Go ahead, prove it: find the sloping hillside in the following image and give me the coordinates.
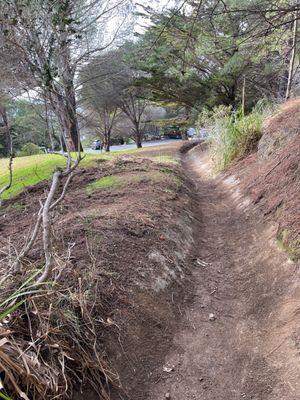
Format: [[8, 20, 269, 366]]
[[0, 144, 195, 400]]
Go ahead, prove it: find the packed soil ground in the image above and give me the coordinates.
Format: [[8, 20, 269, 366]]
[[143, 145, 300, 400]]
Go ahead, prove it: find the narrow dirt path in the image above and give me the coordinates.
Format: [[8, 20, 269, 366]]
[[146, 147, 300, 400]]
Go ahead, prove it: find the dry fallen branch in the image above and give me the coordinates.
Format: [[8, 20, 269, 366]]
[[13, 155, 80, 272]]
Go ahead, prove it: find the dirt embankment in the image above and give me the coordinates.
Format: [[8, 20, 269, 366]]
[[0, 146, 195, 400], [144, 144, 300, 400], [1, 122, 298, 400], [226, 99, 300, 260]]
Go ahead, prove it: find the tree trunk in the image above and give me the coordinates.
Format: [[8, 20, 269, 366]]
[[70, 116, 82, 151], [105, 142, 110, 152], [228, 82, 237, 107], [241, 75, 246, 115], [0, 105, 13, 205], [134, 124, 143, 148], [65, 85, 82, 152], [182, 130, 188, 140], [0, 105, 11, 157], [104, 130, 111, 152], [49, 63, 82, 152], [44, 99, 55, 151], [48, 91, 78, 152], [286, 11, 298, 100], [136, 136, 142, 148]]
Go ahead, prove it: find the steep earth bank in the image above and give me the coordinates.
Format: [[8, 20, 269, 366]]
[[228, 99, 300, 260]]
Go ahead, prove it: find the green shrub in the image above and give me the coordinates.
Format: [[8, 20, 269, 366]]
[[198, 102, 270, 170], [18, 143, 43, 157], [277, 229, 300, 262]]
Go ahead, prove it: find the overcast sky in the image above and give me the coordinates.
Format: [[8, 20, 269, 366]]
[[133, 0, 178, 33]]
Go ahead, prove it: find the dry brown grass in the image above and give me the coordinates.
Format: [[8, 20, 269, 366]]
[[0, 276, 118, 399]]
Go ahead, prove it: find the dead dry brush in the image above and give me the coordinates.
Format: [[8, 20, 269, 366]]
[[0, 216, 119, 399], [0, 273, 118, 399], [0, 150, 119, 399]]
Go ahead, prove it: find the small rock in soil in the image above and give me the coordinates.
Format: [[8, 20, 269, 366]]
[[165, 392, 171, 399], [163, 366, 174, 373], [209, 313, 216, 321], [196, 258, 208, 267]]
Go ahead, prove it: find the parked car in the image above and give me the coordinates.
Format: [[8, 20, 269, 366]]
[[166, 131, 182, 139], [199, 128, 209, 139], [187, 127, 196, 138], [91, 140, 102, 150]]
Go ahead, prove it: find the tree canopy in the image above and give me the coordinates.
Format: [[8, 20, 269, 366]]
[[0, 0, 299, 153]]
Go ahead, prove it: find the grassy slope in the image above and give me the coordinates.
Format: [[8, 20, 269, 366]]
[[0, 153, 103, 200], [0, 146, 178, 200]]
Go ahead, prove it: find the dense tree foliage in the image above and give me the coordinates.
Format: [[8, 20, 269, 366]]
[[125, 0, 293, 113], [0, 0, 299, 154]]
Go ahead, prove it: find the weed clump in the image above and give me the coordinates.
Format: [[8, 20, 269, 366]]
[[86, 175, 123, 193], [0, 270, 118, 400], [198, 102, 270, 170], [277, 229, 300, 261], [18, 143, 43, 157]]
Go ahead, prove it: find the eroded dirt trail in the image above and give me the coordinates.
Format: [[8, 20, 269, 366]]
[[146, 147, 300, 400]]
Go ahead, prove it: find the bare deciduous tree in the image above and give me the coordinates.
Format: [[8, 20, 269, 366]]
[[119, 90, 147, 148], [0, 0, 130, 151], [80, 52, 122, 151], [80, 49, 148, 148]]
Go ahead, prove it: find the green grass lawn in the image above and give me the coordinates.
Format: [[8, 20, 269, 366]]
[[0, 146, 178, 200], [0, 153, 110, 200]]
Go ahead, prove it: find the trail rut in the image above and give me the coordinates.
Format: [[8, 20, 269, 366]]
[[146, 147, 300, 400]]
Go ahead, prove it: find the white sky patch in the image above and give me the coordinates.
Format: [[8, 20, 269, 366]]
[[133, 0, 178, 33], [19, 0, 179, 101]]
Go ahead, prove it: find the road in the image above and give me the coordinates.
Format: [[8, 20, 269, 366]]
[[84, 139, 181, 153]]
